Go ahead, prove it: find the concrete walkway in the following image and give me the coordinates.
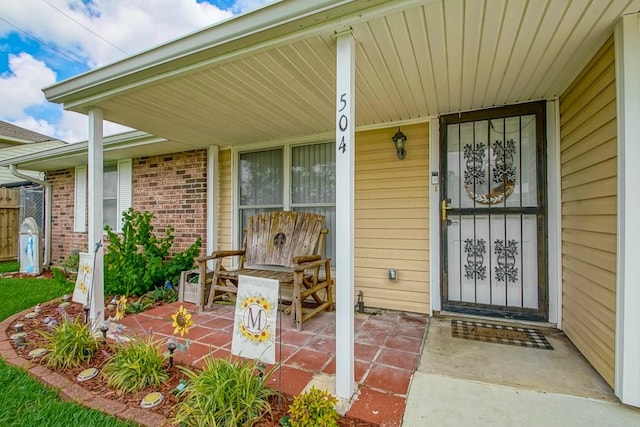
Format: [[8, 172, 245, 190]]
[[404, 373, 640, 426], [403, 316, 640, 426]]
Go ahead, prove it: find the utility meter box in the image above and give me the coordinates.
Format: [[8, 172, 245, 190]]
[[19, 217, 41, 275]]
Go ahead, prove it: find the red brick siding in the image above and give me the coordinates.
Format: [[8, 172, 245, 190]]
[[47, 169, 88, 263], [132, 151, 207, 255], [46, 150, 208, 264]]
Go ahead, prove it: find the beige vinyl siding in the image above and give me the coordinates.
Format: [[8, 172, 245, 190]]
[[217, 149, 233, 253], [559, 36, 616, 387], [354, 123, 430, 314]]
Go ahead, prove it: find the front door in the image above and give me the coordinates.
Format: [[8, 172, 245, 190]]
[[440, 102, 547, 321]]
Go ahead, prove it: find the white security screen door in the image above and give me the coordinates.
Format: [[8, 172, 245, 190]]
[[440, 102, 548, 321]]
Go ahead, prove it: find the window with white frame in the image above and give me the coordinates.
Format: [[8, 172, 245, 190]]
[[238, 142, 336, 264], [74, 159, 132, 233]]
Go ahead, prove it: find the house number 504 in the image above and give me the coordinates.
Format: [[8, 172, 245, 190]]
[[337, 93, 348, 153]]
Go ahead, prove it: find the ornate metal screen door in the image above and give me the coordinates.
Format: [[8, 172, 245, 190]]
[[440, 102, 547, 321]]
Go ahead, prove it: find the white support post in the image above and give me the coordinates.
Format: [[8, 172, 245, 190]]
[[88, 108, 105, 325], [615, 12, 640, 407], [335, 31, 355, 401], [207, 146, 219, 270]]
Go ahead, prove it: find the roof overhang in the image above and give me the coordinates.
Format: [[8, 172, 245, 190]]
[[38, 0, 640, 154], [0, 131, 191, 171]]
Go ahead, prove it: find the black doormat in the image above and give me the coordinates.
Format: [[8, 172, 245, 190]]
[[451, 319, 553, 350]]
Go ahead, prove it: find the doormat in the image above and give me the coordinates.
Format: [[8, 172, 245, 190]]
[[451, 319, 553, 350]]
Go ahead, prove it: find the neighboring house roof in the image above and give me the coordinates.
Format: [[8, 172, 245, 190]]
[[40, 0, 640, 150], [0, 120, 57, 145], [0, 140, 66, 186], [0, 130, 173, 172]]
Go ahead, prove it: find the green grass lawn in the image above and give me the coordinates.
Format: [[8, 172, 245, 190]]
[[0, 261, 137, 427]]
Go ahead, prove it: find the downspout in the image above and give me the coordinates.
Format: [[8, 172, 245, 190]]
[[8, 165, 51, 266]]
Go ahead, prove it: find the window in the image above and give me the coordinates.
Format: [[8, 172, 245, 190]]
[[238, 142, 336, 263], [74, 159, 132, 233]]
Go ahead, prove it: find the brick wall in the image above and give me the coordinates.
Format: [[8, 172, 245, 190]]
[[48, 169, 88, 263], [132, 150, 207, 255], [46, 149, 208, 264]]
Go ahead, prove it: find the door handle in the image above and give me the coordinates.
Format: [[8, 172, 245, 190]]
[[441, 200, 452, 222]]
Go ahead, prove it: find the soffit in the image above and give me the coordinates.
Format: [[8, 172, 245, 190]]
[[54, 0, 640, 149]]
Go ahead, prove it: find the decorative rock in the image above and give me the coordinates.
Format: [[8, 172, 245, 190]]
[[24, 312, 38, 319], [140, 392, 163, 409], [10, 332, 27, 341], [28, 348, 47, 358], [77, 367, 99, 382], [14, 323, 23, 332], [58, 302, 70, 308], [43, 316, 54, 324]]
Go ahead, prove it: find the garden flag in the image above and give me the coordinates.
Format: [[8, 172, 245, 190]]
[[231, 275, 278, 364], [72, 252, 94, 305]]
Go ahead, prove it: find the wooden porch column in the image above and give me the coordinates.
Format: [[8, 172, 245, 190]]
[[335, 31, 355, 400], [88, 108, 105, 325], [615, 12, 640, 408]]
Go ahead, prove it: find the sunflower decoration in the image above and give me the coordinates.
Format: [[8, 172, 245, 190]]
[[240, 296, 271, 312], [239, 322, 271, 343], [114, 296, 127, 321], [78, 264, 91, 294], [171, 305, 194, 337]]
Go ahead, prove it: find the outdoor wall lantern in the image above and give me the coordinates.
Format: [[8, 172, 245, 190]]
[[392, 127, 408, 160]]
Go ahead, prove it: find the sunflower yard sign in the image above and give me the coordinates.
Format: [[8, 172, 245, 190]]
[[72, 252, 94, 305], [231, 275, 278, 364]]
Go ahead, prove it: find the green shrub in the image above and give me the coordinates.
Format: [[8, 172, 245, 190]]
[[39, 317, 99, 371], [51, 251, 81, 289], [104, 208, 201, 296], [101, 336, 168, 393], [287, 387, 339, 427], [173, 357, 277, 427]]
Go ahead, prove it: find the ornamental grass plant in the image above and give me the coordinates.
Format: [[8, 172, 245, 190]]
[[101, 335, 169, 393], [39, 317, 100, 370], [173, 356, 278, 427]]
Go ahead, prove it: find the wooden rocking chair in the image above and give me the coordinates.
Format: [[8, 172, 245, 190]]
[[195, 211, 333, 331]]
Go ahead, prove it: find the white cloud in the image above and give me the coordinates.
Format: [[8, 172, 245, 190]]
[[0, 0, 274, 140], [54, 111, 133, 143], [0, 53, 56, 119]]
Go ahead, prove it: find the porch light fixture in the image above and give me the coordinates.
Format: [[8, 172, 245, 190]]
[[392, 127, 408, 160]]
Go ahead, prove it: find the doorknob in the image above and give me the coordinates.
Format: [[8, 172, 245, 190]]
[[441, 199, 452, 221]]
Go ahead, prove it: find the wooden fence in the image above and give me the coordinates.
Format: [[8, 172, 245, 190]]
[[0, 188, 20, 261]]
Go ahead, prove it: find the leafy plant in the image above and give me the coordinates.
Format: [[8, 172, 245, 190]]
[[51, 251, 81, 289], [173, 356, 278, 427], [101, 336, 168, 393], [287, 387, 339, 427], [39, 317, 100, 371], [104, 208, 201, 296]]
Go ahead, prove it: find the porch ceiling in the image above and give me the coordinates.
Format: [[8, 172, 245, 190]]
[[49, 0, 640, 149]]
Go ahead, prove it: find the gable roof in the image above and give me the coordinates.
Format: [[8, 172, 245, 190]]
[[0, 121, 57, 145]]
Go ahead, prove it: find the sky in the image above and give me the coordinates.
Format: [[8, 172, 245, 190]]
[[0, 0, 274, 143]]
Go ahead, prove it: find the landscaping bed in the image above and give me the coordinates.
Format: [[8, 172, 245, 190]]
[[6, 298, 377, 426]]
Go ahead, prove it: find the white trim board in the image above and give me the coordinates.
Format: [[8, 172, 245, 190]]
[[615, 12, 640, 408]]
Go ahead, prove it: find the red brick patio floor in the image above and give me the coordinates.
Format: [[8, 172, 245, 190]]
[[121, 301, 428, 426]]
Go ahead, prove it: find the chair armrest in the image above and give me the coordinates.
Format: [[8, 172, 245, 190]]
[[292, 255, 321, 264], [197, 250, 246, 263], [293, 257, 331, 272]]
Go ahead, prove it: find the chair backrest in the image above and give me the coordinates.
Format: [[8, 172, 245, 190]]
[[244, 211, 325, 268]]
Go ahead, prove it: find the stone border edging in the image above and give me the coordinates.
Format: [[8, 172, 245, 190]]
[[0, 303, 172, 427]]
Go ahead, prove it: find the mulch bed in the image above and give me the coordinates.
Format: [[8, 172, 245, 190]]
[[7, 297, 376, 426]]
